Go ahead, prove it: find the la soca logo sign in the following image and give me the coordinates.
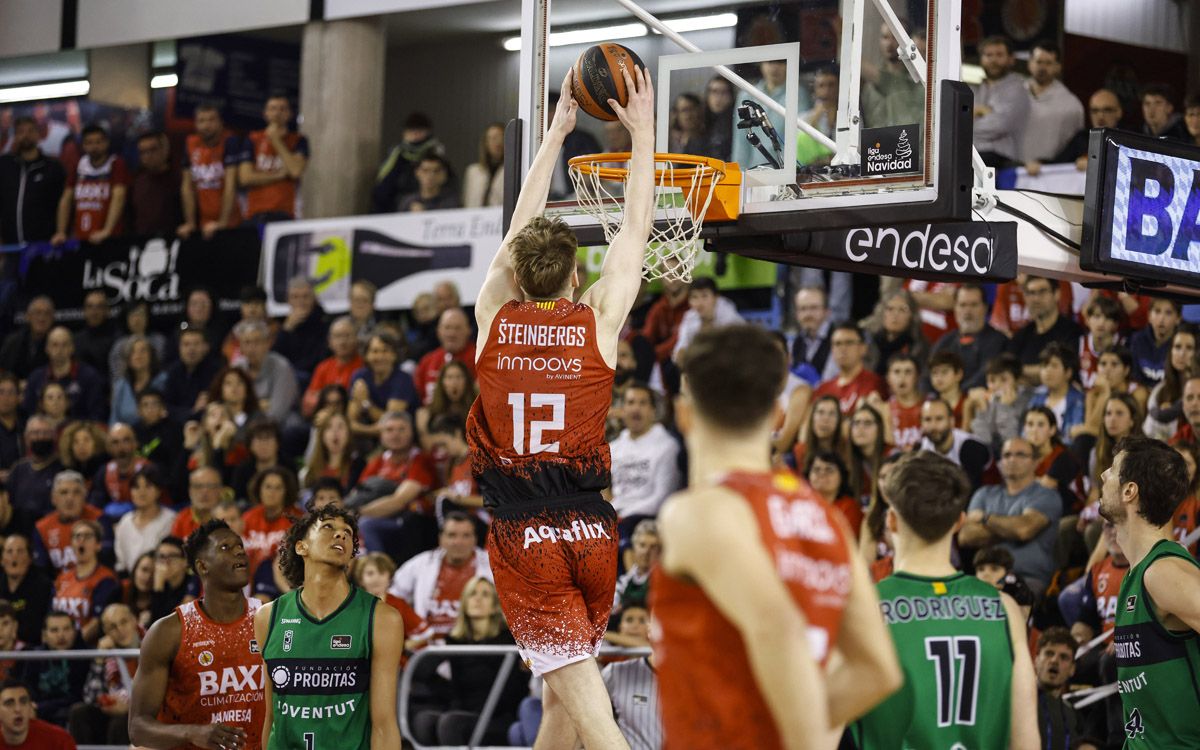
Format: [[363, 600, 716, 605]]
[[82, 238, 182, 303]]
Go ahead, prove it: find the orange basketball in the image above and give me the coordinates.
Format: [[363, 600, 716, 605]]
[[570, 43, 646, 121]]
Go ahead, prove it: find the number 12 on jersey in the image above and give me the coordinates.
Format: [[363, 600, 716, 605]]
[[507, 393, 565, 454], [925, 636, 980, 728]]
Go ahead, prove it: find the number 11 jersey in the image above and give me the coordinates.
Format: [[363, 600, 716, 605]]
[[851, 572, 1013, 750], [466, 298, 613, 508]]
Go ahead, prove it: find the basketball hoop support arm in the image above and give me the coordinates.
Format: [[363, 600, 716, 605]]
[[608, 0, 838, 155]]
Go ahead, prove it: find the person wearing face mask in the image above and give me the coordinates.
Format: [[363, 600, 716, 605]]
[[6, 416, 64, 533]]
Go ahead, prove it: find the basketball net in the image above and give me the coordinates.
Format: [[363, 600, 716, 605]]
[[569, 153, 726, 283]]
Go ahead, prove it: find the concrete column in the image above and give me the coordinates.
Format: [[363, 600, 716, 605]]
[[300, 18, 386, 219], [89, 44, 151, 109]]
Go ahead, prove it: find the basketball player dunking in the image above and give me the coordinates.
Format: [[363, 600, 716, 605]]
[[464, 67, 654, 749], [651, 326, 902, 750], [129, 520, 264, 750]]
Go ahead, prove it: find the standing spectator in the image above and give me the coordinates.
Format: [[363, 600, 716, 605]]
[[22, 327, 105, 422], [413, 309, 476, 406], [0, 296, 53, 381], [0, 535, 52, 646], [302, 317, 363, 419], [609, 383, 681, 539], [161, 327, 224, 421], [127, 131, 182, 235], [34, 471, 104, 574], [1140, 82, 1188, 140], [235, 92, 308, 222], [864, 289, 929, 377], [67, 603, 139, 746], [930, 284, 1009, 390], [918, 398, 991, 489], [87, 423, 148, 520], [0, 116, 66, 245], [241, 467, 301, 576], [18, 613, 87, 728], [7, 416, 64, 530], [52, 124, 128, 244], [112, 466, 175, 574], [972, 36, 1031, 167], [1031, 88, 1123, 174], [462, 123, 504, 208], [0, 374, 21, 484], [640, 276, 690, 364], [701, 75, 734, 160], [1019, 41, 1084, 163], [177, 104, 240, 239], [667, 94, 705, 154], [671, 278, 744, 361], [371, 112, 446, 213], [961, 436, 1063, 594], [1032, 628, 1099, 750], [73, 291, 115, 382], [861, 22, 924, 128], [791, 286, 837, 382], [796, 67, 838, 166], [602, 652, 661, 750], [1005, 277, 1084, 383], [399, 155, 459, 212], [1130, 298, 1181, 386], [271, 276, 328, 384], [233, 319, 297, 422], [813, 323, 886, 415], [51, 519, 118, 643]]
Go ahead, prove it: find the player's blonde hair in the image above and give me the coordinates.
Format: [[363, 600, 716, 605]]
[[508, 216, 577, 299]]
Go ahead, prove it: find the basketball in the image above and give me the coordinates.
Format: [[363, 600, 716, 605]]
[[570, 42, 646, 121]]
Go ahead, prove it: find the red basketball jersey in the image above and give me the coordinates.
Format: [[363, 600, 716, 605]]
[[241, 130, 307, 218], [52, 563, 118, 631], [36, 505, 104, 571], [70, 154, 128, 239], [465, 299, 614, 507], [183, 133, 242, 225], [240, 505, 300, 576], [888, 397, 923, 450], [651, 470, 852, 750], [158, 598, 264, 750]]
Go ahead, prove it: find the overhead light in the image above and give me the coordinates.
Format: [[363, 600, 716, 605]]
[[0, 80, 89, 104], [660, 13, 738, 34], [151, 73, 178, 89]]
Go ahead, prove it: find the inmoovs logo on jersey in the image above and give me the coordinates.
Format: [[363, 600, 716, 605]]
[[861, 124, 922, 176]]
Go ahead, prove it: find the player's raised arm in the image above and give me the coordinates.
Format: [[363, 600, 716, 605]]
[[658, 489, 829, 750], [579, 64, 655, 345], [1002, 593, 1041, 750], [476, 71, 579, 325], [368, 603, 404, 749]]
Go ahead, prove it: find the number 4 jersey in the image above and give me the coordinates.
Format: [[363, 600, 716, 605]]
[[851, 572, 1013, 750], [466, 298, 614, 508]]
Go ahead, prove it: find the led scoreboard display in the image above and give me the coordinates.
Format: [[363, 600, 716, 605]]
[[1082, 129, 1200, 290]]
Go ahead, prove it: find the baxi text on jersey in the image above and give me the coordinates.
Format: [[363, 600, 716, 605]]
[[200, 665, 264, 696], [496, 321, 588, 348]]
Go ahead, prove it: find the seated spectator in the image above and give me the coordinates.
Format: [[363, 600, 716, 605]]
[[207, 366, 260, 431], [251, 548, 292, 605], [1129, 298, 1180, 386], [108, 301, 168, 383], [1143, 325, 1195, 440], [182, 402, 241, 483], [113, 466, 175, 575], [132, 389, 182, 481], [929, 285, 1007, 390], [2, 678, 76, 747], [301, 317, 363, 419], [603, 603, 651, 655], [221, 285, 276, 364], [22, 327, 106, 422], [213, 498, 245, 538], [35, 471, 104, 574], [1172, 442, 1200, 555], [348, 280, 379, 346], [672, 278, 743, 361], [846, 403, 888, 506], [602, 634, 661, 750], [1140, 82, 1188, 140], [18, 612, 87, 728], [230, 418, 292, 501], [1004, 277, 1083, 383], [350, 330, 419, 439], [425, 414, 482, 514], [161, 326, 225, 421], [166, 287, 225, 363], [351, 552, 424, 631], [242, 467, 302, 576], [1067, 521, 1127, 657], [413, 309, 476, 407], [67, 602, 139, 745], [0, 602, 24, 681], [0, 374, 21, 484], [73, 290, 115, 381], [614, 520, 658, 612], [609, 384, 681, 541], [961, 436, 1062, 595], [813, 323, 886, 415], [791, 394, 847, 470], [1028, 342, 1086, 444], [372, 112, 447, 213], [416, 361, 478, 446], [36, 381, 70, 434], [1081, 345, 1148, 440], [301, 412, 363, 493], [972, 544, 1015, 589], [918, 398, 991, 489], [927, 351, 967, 428], [399, 154, 459, 212], [412, 578, 526, 747], [387, 512, 492, 644], [0, 296, 53, 380], [0, 535, 51, 646], [169, 467, 223, 540], [272, 277, 328, 383], [1033, 628, 1099, 750], [878, 353, 922, 450], [1023, 406, 1083, 518], [8, 416, 65, 530], [308, 476, 345, 511], [864, 289, 929, 377], [1077, 295, 1122, 390], [233, 319, 297, 423], [406, 292, 441, 361], [88, 423, 148, 520], [804, 450, 864, 533], [904, 278, 957, 346], [122, 552, 156, 628], [147, 537, 190, 622], [52, 519, 118, 644], [641, 275, 690, 364], [110, 335, 166, 426], [968, 353, 1032, 455]]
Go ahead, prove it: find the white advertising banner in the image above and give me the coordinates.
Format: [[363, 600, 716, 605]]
[[261, 207, 503, 317], [1012, 162, 1088, 196]]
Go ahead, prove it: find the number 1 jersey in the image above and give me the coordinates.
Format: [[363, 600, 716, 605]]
[[466, 298, 613, 508]]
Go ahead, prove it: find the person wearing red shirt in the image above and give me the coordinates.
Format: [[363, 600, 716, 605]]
[[35, 470, 104, 573], [302, 317, 364, 418], [814, 322, 886, 415], [52, 124, 128, 244], [241, 467, 302, 575], [413, 308, 476, 406], [905, 279, 957, 343], [425, 414, 486, 523], [236, 93, 309, 221], [178, 104, 241, 239], [52, 519, 119, 644], [880, 353, 923, 450], [0, 680, 76, 750], [358, 412, 438, 561], [639, 276, 690, 363], [804, 450, 866, 535], [168, 467, 223, 541]]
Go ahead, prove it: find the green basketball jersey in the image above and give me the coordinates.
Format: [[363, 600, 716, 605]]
[[852, 572, 1013, 750], [263, 586, 376, 750], [1113, 539, 1200, 750]]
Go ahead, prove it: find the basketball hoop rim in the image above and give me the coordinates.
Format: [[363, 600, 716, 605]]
[[568, 152, 727, 186]]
